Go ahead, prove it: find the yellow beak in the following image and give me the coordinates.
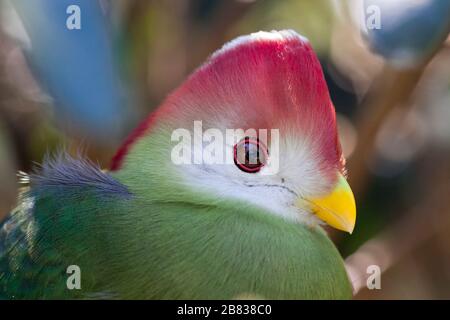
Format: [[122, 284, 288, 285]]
[[297, 174, 357, 234]]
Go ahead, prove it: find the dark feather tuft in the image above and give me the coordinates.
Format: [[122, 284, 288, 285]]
[[30, 152, 132, 199]]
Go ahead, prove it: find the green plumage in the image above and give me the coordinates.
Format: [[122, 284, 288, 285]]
[[0, 127, 352, 299]]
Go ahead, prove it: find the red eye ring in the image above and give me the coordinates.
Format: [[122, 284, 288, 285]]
[[233, 137, 269, 173]]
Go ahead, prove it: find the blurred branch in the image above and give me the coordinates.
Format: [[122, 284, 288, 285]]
[[343, 37, 450, 296], [347, 63, 429, 197], [346, 40, 449, 198], [346, 150, 450, 295], [0, 103, 30, 171], [0, 33, 33, 171]]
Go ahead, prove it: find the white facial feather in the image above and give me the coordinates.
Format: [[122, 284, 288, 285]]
[[169, 30, 332, 227], [174, 128, 332, 227]]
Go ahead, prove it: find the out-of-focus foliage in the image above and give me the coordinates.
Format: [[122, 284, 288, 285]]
[[0, 121, 16, 214], [361, 0, 450, 68], [3, 0, 133, 142]]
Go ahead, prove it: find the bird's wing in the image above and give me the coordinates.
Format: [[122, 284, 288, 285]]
[[0, 154, 132, 299]]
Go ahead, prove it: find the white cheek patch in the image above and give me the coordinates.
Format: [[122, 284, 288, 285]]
[[172, 127, 332, 226], [275, 133, 332, 196]]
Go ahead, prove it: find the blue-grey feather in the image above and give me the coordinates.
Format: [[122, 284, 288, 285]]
[[30, 152, 131, 199]]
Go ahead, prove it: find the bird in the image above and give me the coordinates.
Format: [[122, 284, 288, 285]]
[[0, 30, 356, 299]]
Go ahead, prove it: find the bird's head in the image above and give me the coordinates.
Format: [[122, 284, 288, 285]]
[[112, 30, 356, 234]]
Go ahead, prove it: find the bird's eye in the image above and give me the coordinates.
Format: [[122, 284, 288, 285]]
[[233, 137, 268, 173]]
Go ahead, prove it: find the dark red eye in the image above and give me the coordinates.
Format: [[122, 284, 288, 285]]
[[233, 137, 268, 173]]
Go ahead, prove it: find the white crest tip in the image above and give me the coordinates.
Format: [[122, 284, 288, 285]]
[[211, 30, 309, 59]]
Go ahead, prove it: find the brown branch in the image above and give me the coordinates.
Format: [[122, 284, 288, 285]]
[[346, 63, 428, 197], [346, 151, 450, 296], [343, 42, 450, 296]]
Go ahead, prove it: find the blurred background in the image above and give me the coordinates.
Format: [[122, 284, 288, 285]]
[[0, 0, 449, 299]]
